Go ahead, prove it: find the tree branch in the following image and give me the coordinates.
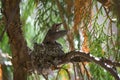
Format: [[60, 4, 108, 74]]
[[60, 51, 120, 80], [2, 0, 30, 80]]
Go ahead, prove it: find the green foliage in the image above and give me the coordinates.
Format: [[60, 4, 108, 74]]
[[20, 0, 35, 22], [0, 18, 11, 54], [34, 0, 63, 43], [90, 63, 114, 80], [0, 33, 11, 54]]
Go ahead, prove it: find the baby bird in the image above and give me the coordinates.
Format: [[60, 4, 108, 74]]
[[43, 23, 67, 44]]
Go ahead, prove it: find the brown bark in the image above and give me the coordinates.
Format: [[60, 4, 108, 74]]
[[0, 65, 2, 80], [2, 0, 29, 80]]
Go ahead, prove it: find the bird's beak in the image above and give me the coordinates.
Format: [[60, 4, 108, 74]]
[[56, 23, 62, 26], [55, 23, 62, 31]]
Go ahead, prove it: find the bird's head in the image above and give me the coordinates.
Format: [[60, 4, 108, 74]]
[[51, 23, 62, 32]]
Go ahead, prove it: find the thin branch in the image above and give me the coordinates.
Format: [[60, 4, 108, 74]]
[[77, 64, 84, 80], [81, 62, 91, 80], [61, 68, 71, 80], [73, 63, 77, 80], [55, 0, 74, 50], [103, 7, 114, 22]]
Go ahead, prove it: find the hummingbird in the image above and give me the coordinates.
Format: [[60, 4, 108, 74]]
[[43, 23, 67, 44], [31, 23, 67, 76]]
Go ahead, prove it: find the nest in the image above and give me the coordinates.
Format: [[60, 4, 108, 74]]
[[30, 42, 65, 75]]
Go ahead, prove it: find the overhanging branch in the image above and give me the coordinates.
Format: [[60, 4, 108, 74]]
[[60, 51, 120, 80]]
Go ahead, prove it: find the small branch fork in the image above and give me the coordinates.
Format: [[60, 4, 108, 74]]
[[59, 51, 120, 80]]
